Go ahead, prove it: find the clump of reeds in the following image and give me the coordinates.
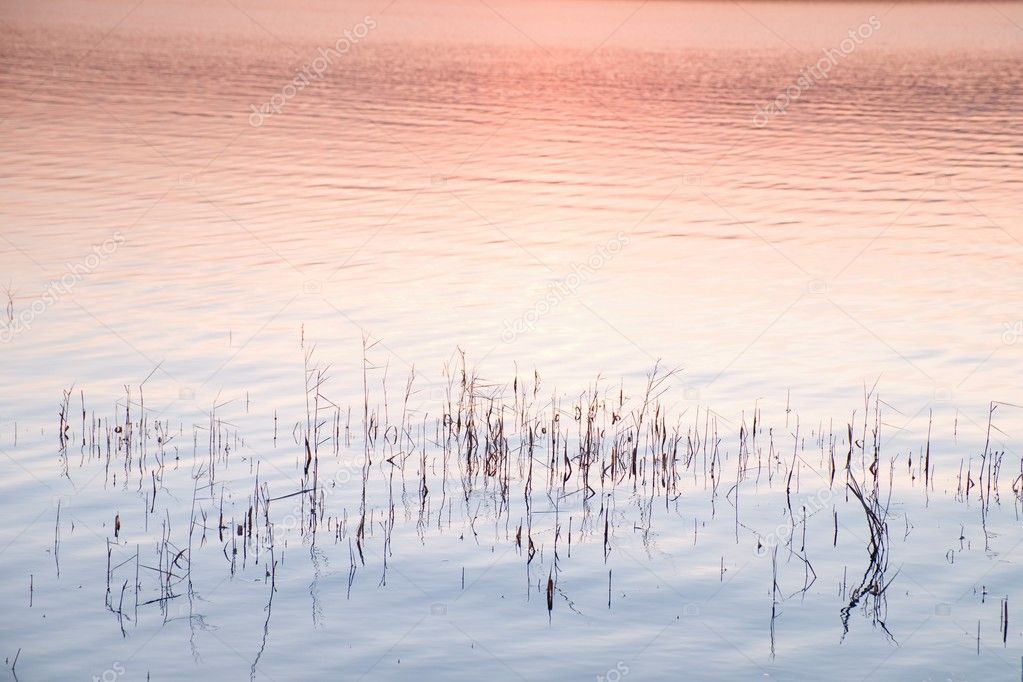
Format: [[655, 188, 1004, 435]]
[[39, 336, 1023, 643]]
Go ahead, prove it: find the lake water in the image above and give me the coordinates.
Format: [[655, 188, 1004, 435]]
[[1, 0, 1022, 679]]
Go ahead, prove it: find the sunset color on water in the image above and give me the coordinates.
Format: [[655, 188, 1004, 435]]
[[1, 1, 1021, 679]]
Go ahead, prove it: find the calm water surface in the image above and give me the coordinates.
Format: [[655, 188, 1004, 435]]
[[1, 0, 1022, 679]]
